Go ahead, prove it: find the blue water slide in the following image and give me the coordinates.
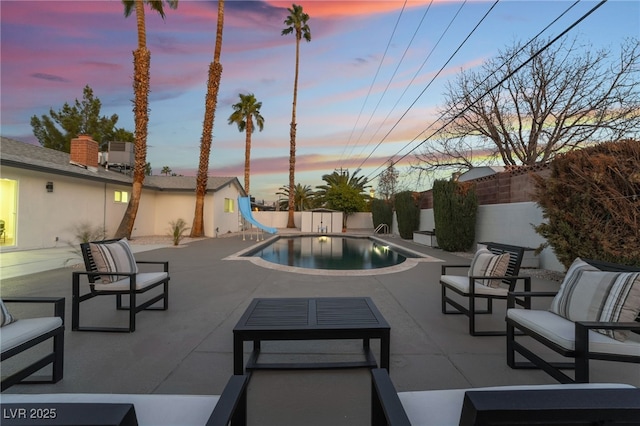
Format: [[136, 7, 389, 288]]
[[238, 196, 277, 234]]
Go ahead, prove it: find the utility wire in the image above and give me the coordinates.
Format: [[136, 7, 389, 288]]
[[342, 0, 436, 164], [355, 0, 465, 162], [365, 0, 608, 183], [365, 0, 582, 180], [338, 0, 408, 162], [356, 0, 500, 172]]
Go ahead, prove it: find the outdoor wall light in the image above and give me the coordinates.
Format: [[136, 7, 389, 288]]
[[46, 181, 54, 192]]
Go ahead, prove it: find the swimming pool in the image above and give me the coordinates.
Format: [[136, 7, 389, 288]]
[[246, 236, 418, 270]]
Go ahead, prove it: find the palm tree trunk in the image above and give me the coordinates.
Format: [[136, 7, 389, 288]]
[[192, 61, 223, 237], [191, 0, 224, 237], [115, 2, 149, 239], [287, 34, 301, 228], [244, 117, 252, 195]]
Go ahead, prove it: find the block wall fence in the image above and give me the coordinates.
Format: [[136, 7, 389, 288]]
[[410, 164, 564, 272]]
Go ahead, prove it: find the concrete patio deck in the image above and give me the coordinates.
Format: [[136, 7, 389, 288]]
[[1, 232, 638, 424]]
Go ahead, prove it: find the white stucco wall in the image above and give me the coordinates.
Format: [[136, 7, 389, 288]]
[[212, 186, 243, 236], [415, 202, 563, 271], [0, 166, 130, 250], [1, 164, 244, 249], [346, 212, 374, 229]]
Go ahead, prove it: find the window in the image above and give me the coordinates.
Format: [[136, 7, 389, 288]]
[[224, 198, 234, 213], [114, 190, 129, 203]]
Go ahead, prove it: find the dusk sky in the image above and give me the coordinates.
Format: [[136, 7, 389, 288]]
[[1, 0, 638, 202]]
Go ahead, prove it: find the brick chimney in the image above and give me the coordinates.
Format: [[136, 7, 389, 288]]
[[70, 135, 99, 169]]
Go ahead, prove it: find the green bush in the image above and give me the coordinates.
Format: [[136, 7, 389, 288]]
[[433, 179, 477, 251], [394, 191, 420, 239], [533, 139, 640, 268], [371, 199, 393, 231]]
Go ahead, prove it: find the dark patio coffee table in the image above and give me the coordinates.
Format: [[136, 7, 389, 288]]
[[233, 297, 391, 374]]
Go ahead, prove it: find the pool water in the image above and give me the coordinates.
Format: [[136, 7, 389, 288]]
[[250, 236, 412, 270]]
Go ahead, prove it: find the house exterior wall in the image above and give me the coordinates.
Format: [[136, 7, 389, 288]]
[[0, 164, 244, 249], [0, 166, 131, 250], [144, 192, 192, 237], [211, 184, 242, 236]]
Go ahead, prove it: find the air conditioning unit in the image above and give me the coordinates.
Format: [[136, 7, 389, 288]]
[[107, 141, 134, 167]]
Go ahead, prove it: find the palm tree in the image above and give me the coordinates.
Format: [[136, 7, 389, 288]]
[[191, 0, 224, 237], [228, 93, 264, 195], [276, 183, 315, 211], [281, 3, 311, 228], [315, 169, 370, 229], [115, 0, 178, 239], [161, 166, 172, 176]]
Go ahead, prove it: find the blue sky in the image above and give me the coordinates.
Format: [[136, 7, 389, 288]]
[[1, 0, 638, 203]]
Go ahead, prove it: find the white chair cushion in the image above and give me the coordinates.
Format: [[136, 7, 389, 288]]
[[507, 309, 640, 356], [441, 275, 509, 296], [397, 383, 635, 426], [0, 394, 221, 426], [0, 317, 62, 353], [93, 272, 168, 291]]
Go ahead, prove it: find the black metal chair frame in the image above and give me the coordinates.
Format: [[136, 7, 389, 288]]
[[1, 297, 65, 391], [440, 242, 531, 336], [72, 239, 169, 333], [506, 258, 640, 383], [371, 368, 411, 426], [206, 374, 250, 426]]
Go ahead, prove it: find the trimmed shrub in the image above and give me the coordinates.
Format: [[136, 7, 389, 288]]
[[394, 191, 420, 239], [371, 199, 393, 231], [433, 179, 478, 252], [533, 139, 640, 268]]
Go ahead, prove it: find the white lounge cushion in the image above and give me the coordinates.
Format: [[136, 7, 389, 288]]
[[397, 383, 635, 426], [507, 308, 640, 356], [0, 394, 221, 426], [441, 275, 509, 296], [93, 272, 168, 291], [0, 317, 62, 353]]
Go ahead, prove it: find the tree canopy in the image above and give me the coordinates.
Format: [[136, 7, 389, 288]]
[[30, 85, 133, 152], [416, 36, 640, 174], [316, 170, 370, 228]]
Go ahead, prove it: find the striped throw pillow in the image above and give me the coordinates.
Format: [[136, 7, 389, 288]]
[[550, 258, 640, 341], [549, 258, 599, 315], [468, 248, 510, 288], [1, 299, 17, 327], [89, 238, 139, 283]]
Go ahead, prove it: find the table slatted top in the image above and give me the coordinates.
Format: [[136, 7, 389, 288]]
[[236, 297, 389, 331]]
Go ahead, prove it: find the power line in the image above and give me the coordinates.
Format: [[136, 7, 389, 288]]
[[365, 0, 608, 184], [342, 0, 437, 164], [339, 0, 408, 162], [354, 0, 467, 163], [357, 0, 500, 173]]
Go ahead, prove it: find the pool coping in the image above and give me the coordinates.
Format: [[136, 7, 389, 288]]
[[223, 233, 443, 276]]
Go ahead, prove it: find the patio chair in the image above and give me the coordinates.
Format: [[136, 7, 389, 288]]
[[440, 242, 530, 336], [1, 297, 65, 391], [371, 368, 639, 426], [506, 258, 640, 383], [72, 238, 169, 332], [1, 374, 249, 425]]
